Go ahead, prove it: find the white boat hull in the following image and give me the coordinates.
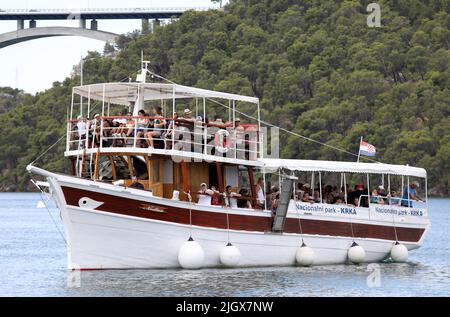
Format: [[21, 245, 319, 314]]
[[64, 204, 419, 269], [27, 166, 428, 270]]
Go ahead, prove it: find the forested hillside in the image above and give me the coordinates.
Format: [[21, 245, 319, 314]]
[[0, 0, 449, 194]]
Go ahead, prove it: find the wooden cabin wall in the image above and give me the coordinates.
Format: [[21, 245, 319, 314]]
[[147, 157, 164, 197], [189, 162, 209, 194], [172, 161, 209, 201], [163, 159, 174, 199]]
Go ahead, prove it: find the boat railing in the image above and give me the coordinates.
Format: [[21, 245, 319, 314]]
[[66, 116, 262, 161], [357, 194, 426, 208]]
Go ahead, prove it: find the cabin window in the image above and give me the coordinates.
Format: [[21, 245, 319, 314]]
[[225, 166, 239, 188]]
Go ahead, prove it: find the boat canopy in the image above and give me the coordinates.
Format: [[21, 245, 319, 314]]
[[73, 82, 259, 106], [262, 158, 427, 178]]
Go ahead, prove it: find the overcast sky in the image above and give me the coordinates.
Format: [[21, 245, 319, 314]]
[[0, 0, 223, 94]]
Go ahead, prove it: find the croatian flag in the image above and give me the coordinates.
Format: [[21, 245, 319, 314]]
[[359, 140, 376, 157]]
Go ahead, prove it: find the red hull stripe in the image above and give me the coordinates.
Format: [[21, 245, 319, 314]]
[[61, 186, 425, 242]]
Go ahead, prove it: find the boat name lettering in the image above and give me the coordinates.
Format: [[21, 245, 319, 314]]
[[374, 206, 423, 217], [297, 204, 324, 213], [297, 204, 357, 215], [339, 207, 357, 215]]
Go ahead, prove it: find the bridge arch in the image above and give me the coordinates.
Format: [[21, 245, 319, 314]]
[[0, 26, 117, 48]]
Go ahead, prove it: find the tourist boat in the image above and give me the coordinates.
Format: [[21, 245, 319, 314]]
[[27, 63, 430, 269]]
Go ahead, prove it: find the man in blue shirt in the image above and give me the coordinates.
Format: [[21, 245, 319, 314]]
[[130, 176, 145, 190], [401, 181, 423, 207]]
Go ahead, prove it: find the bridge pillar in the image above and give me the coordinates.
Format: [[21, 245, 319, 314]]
[[79, 19, 86, 29], [90, 20, 98, 30], [152, 19, 161, 33], [141, 19, 150, 34], [29, 20, 36, 28], [17, 20, 24, 30]]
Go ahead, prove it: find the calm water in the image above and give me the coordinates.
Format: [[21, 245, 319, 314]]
[[0, 193, 449, 297]]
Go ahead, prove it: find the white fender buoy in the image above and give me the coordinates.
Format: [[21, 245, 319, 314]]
[[178, 237, 205, 269], [348, 242, 366, 264], [220, 243, 241, 267], [390, 242, 408, 262], [295, 242, 315, 266], [36, 200, 46, 209]]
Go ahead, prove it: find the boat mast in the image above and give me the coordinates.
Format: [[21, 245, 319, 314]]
[[133, 57, 150, 116]]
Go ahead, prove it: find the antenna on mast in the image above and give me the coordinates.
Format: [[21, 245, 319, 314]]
[[136, 50, 150, 83]]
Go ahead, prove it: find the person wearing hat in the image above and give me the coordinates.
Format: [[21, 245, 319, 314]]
[[371, 185, 386, 205], [208, 115, 228, 128], [401, 181, 423, 207], [197, 182, 214, 206], [182, 109, 195, 122]]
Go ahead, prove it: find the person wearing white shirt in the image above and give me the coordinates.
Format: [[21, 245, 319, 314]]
[[76, 115, 87, 139], [224, 185, 241, 208], [197, 183, 213, 206], [255, 177, 265, 208]]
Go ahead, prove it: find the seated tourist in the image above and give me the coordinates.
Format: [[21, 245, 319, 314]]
[[101, 119, 112, 147], [324, 185, 333, 196], [387, 190, 401, 206], [145, 105, 166, 149], [129, 176, 144, 190], [325, 192, 334, 204], [164, 112, 179, 149], [197, 183, 214, 206], [124, 112, 136, 140], [302, 183, 311, 194], [111, 111, 127, 144], [314, 190, 322, 203], [377, 185, 387, 197], [112, 110, 127, 126], [135, 110, 149, 147], [347, 184, 367, 207], [302, 192, 314, 203], [334, 197, 345, 205], [295, 182, 304, 201], [371, 186, 386, 205]]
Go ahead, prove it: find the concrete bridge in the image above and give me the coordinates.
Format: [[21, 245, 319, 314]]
[[0, 7, 211, 48], [0, 26, 118, 48]]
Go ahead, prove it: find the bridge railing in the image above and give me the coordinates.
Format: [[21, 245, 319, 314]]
[[0, 7, 211, 14]]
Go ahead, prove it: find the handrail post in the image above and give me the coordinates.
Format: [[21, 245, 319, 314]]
[[133, 119, 137, 148], [99, 119, 104, 149], [203, 97, 207, 155]]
